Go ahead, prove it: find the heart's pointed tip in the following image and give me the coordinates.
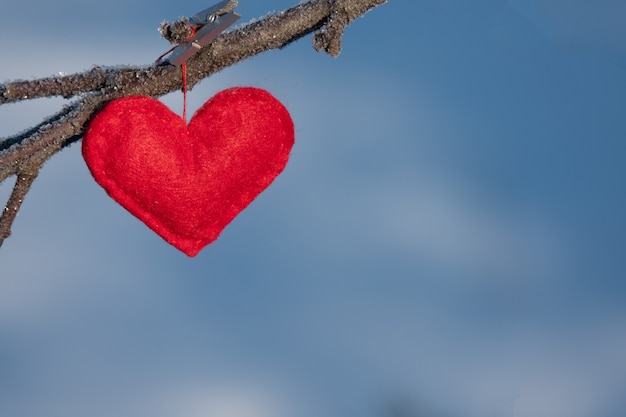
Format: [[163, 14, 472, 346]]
[[182, 248, 202, 257], [174, 240, 211, 258], [159, 230, 219, 258]]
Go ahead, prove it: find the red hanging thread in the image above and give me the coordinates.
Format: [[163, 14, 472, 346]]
[[182, 62, 188, 122], [181, 25, 196, 123], [156, 25, 196, 122]]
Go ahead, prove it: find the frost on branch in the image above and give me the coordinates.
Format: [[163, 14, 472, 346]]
[[0, 0, 388, 248]]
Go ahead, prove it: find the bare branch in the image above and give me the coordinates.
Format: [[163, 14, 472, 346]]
[[0, 0, 388, 247], [314, 0, 355, 57], [0, 170, 40, 246], [1, 0, 387, 105]]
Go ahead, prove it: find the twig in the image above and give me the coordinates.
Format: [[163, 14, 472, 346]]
[[0, 170, 40, 247], [0, 0, 388, 247], [314, 0, 353, 57]]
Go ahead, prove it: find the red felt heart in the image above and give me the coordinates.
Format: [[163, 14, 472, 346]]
[[82, 87, 294, 257]]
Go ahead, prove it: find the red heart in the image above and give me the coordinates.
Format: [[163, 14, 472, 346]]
[[82, 87, 294, 257]]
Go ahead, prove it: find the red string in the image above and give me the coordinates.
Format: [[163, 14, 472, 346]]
[[181, 26, 197, 123], [182, 62, 188, 123], [155, 26, 198, 122]]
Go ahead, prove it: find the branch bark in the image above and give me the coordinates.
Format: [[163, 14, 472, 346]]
[[0, 0, 388, 247]]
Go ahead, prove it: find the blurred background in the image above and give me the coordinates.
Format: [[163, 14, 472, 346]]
[[1, 1, 626, 416]]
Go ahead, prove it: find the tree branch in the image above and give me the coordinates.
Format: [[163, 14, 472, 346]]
[[0, 171, 39, 247], [0, 0, 388, 247]]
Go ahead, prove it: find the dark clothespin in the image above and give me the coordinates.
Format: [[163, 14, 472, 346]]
[[164, 0, 241, 66]]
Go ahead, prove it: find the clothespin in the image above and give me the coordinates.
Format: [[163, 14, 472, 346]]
[[165, 0, 241, 66]]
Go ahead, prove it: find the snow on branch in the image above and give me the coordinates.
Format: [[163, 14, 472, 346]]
[[0, 0, 388, 247]]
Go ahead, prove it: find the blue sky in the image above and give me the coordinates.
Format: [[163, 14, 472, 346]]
[[1, 1, 626, 416]]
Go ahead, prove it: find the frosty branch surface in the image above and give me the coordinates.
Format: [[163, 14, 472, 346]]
[[0, 0, 387, 105], [0, 0, 388, 247]]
